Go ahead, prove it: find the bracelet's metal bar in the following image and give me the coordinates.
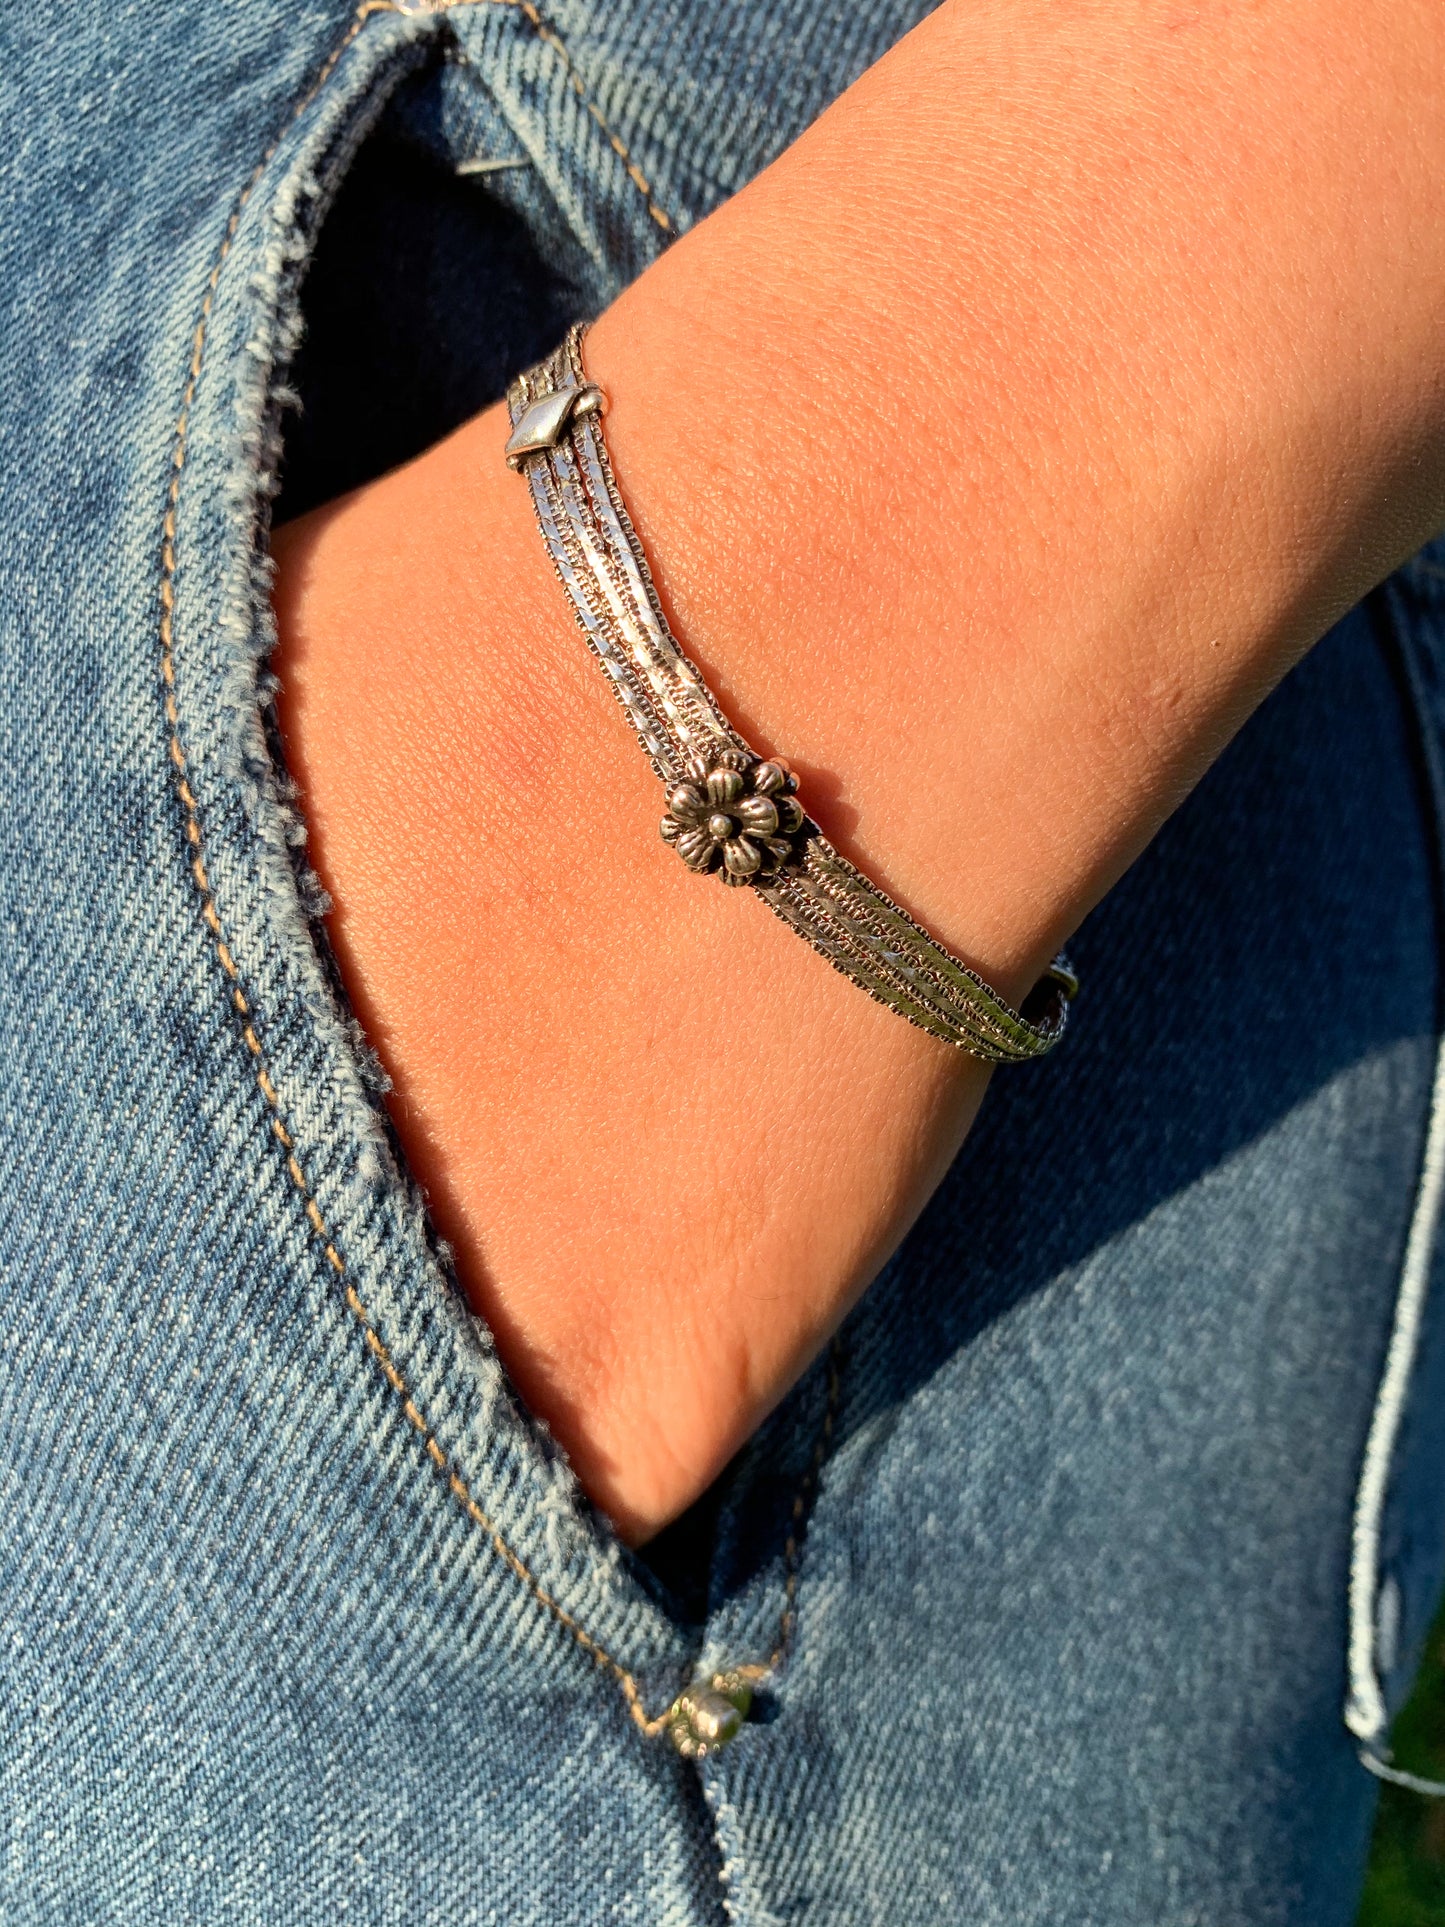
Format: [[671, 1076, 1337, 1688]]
[[528, 457, 677, 775], [572, 419, 742, 764], [539, 443, 683, 778], [797, 849, 1045, 1056], [763, 863, 990, 1049], [505, 325, 1075, 1063]]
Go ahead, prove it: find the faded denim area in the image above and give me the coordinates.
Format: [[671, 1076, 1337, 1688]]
[[1, 1, 1444, 1920]]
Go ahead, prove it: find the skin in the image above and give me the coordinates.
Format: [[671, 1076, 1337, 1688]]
[[273, 0, 1445, 1543]]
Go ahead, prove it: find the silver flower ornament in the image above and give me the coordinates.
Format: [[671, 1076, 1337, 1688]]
[[659, 750, 805, 885]]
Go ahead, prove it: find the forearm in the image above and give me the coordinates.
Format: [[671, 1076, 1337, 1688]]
[[273, 0, 1445, 1540], [583, 0, 1445, 979]]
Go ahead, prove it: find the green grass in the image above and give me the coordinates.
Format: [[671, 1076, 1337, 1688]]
[[1359, 1609, 1445, 1926]]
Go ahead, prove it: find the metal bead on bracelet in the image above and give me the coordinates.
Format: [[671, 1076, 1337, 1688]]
[[504, 325, 1077, 1062]]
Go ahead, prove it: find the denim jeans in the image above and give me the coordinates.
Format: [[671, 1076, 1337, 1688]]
[[4, 1, 1445, 1920]]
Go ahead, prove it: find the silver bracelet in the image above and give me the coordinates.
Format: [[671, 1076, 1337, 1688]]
[[504, 325, 1077, 1062]]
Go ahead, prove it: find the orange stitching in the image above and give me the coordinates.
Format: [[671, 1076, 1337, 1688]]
[[505, 0, 673, 234], [444, 1467, 664, 1729], [418, 0, 677, 235], [156, 0, 673, 1741]]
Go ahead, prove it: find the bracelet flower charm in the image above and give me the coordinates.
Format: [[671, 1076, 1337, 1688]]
[[659, 749, 806, 885], [508, 328, 1075, 1058]]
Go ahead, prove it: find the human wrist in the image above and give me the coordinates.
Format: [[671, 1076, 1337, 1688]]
[[273, 408, 991, 1542], [580, 0, 1445, 987], [272, 0, 1445, 1542]]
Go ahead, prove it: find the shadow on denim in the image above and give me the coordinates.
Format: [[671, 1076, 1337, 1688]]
[[703, 593, 1440, 1607]]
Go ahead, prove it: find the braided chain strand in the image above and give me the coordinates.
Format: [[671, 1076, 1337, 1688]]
[[506, 327, 1074, 1063]]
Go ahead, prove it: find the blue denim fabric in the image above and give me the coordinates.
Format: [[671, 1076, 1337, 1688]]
[[2, 2, 1444, 1920]]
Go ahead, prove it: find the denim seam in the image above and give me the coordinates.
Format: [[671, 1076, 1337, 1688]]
[[1345, 585, 1445, 1775], [503, 0, 675, 233], [160, 0, 676, 1743]]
